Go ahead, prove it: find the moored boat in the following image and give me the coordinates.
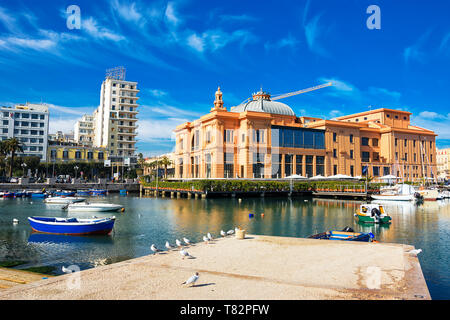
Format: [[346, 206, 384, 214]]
[[44, 196, 86, 204], [53, 190, 76, 197], [76, 190, 91, 196], [371, 184, 419, 201], [308, 227, 375, 242], [90, 189, 107, 196], [417, 188, 440, 201], [65, 202, 124, 212], [354, 204, 392, 224], [28, 216, 116, 235], [2, 192, 15, 198]]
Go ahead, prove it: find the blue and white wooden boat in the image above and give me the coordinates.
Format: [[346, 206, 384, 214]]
[[76, 190, 91, 196], [90, 189, 107, 196], [53, 190, 76, 197], [28, 216, 116, 235], [308, 227, 375, 242], [119, 189, 127, 195]]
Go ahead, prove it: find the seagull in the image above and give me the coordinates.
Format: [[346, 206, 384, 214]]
[[207, 232, 213, 241], [220, 230, 226, 237], [62, 266, 72, 273], [150, 244, 160, 253], [181, 272, 199, 287], [175, 239, 182, 247], [180, 249, 192, 259], [183, 237, 190, 245], [12, 218, 18, 224], [408, 249, 422, 256], [165, 241, 173, 250], [202, 235, 209, 244], [227, 230, 234, 235]]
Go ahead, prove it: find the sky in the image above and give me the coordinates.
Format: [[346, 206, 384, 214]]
[[1, 0, 450, 157]]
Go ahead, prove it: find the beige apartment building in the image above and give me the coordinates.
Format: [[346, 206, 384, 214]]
[[173, 87, 437, 181], [74, 114, 94, 146], [437, 148, 450, 180]]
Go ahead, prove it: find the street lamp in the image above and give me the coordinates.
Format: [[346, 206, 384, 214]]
[[74, 165, 79, 180], [21, 163, 27, 177]]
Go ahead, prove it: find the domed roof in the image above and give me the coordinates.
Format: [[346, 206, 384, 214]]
[[230, 90, 295, 116]]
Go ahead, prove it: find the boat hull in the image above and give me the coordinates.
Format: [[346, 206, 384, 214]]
[[28, 217, 115, 235], [308, 231, 374, 242], [67, 204, 123, 212], [356, 213, 392, 224], [371, 194, 414, 201]]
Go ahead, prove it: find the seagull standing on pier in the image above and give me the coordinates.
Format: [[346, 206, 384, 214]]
[[408, 249, 422, 256], [150, 244, 160, 253], [220, 230, 226, 237], [180, 249, 192, 259], [183, 237, 191, 245], [62, 266, 72, 273], [165, 241, 173, 250], [203, 235, 209, 244], [182, 272, 199, 287], [227, 230, 234, 235], [207, 232, 213, 241], [176, 239, 182, 247]]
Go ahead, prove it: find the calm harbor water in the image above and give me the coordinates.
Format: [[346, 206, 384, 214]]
[[0, 194, 449, 299]]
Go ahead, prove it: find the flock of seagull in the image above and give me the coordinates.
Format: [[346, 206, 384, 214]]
[[150, 228, 236, 287]]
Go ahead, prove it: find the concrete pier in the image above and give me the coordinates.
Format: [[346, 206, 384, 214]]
[[0, 235, 430, 300]]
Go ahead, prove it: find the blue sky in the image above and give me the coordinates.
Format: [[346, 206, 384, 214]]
[[1, 0, 450, 156]]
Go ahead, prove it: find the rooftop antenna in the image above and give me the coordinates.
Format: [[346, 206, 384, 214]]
[[106, 66, 126, 81]]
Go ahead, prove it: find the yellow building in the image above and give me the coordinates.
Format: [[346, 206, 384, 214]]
[[47, 143, 108, 163], [173, 87, 437, 181]]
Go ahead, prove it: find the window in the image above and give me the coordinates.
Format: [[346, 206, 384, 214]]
[[395, 115, 398, 119], [333, 149, 337, 158], [253, 153, 265, 178], [271, 154, 282, 178], [349, 134, 353, 143], [383, 167, 390, 176], [404, 153, 408, 161], [98, 152, 104, 160], [63, 151, 69, 159], [333, 165, 337, 175], [224, 153, 234, 178], [350, 150, 354, 159], [413, 140, 416, 147], [284, 154, 292, 177], [2, 120, 8, 125], [350, 165, 354, 177], [2, 128, 7, 133], [87, 152, 93, 159], [373, 152, 380, 162], [296, 155, 302, 175], [372, 138, 379, 147], [362, 137, 369, 146], [333, 132, 337, 142], [51, 150, 57, 159], [404, 139, 407, 147], [40, 115, 45, 120], [395, 138, 398, 147], [224, 129, 234, 143], [22, 113, 29, 118], [362, 151, 370, 162], [373, 166, 380, 176], [305, 155, 314, 177], [242, 133, 245, 143], [253, 129, 265, 143], [271, 126, 325, 149], [22, 121, 29, 126], [414, 153, 417, 162], [31, 114, 38, 119], [316, 156, 324, 176]]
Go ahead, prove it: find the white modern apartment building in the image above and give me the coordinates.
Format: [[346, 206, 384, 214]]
[[74, 114, 94, 146], [437, 148, 450, 180], [93, 77, 139, 160], [0, 103, 49, 161]]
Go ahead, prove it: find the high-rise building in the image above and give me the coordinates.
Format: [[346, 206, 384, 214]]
[[0, 103, 49, 161], [93, 69, 139, 161]]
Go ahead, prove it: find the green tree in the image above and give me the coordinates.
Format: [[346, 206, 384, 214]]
[[159, 156, 172, 179]]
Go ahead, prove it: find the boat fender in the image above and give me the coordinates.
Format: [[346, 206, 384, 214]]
[[121, 208, 125, 212]]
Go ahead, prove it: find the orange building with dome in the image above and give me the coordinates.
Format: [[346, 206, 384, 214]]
[[173, 87, 437, 181]]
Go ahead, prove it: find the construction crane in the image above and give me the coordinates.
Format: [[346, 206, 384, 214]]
[[238, 82, 332, 105], [271, 82, 333, 101]]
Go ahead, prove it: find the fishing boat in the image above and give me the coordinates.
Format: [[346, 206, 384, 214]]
[[1, 191, 15, 198], [76, 190, 91, 196], [417, 188, 440, 201], [90, 189, 107, 196], [53, 190, 76, 197], [354, 204, 392, 224], [44, 196, 86, 204], [28, 190, 48, 198], [65, 201, 124, 212], [308, 227, 375, 242], [371, 184, 419, 201], [28, 216, 116, 235]]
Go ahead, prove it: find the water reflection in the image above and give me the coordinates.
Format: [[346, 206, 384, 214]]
[[0, 195, 449, 298]]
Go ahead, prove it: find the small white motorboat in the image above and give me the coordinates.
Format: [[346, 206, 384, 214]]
[[371, 184, 418, 201], [44, 196, 86, 204], [65, 202, 124, 212]]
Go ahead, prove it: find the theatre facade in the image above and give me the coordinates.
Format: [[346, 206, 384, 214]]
[[173, 87, 437, 180]]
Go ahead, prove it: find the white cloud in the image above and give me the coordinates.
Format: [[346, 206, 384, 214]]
[[165, 2, 180, 26], [187, 33, 205, 52], [137, 118, 187, 142], [82, 17, 126, 42], [112, 0, 142, 23], [264, 34, 299, 51], [418, 111, 447, 120]]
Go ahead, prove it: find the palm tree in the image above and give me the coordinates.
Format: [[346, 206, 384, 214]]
[[0, 141, 7, 176], [159, 156, 172, 179], [4, 138, 23, 178]]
